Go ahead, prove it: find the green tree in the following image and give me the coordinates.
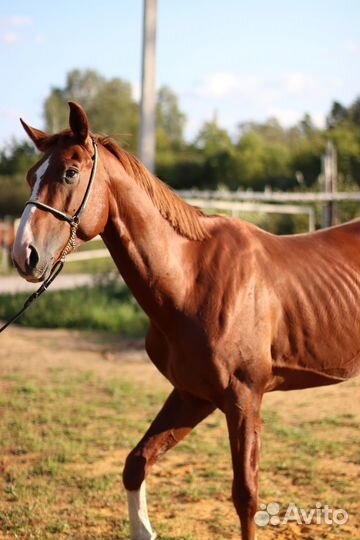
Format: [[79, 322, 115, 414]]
[[44, 70, 106, 133], [89, 78, 138, 146], [238, 117, 288, 145], [349, 97, 360, 127], [232, 119, 293, 190], [326, 127, 360, 186], [44, 69, 139, 151], [0, 140, 37, 217], [326, 101, 348, 129], [0, 140, 37, 175], [299, 113, 317, 138], [289, 138, 324, 188], [156, 85, 186, 152], [155, 86, 188, 184], [231, 131, 266, 190], [196, 119, 232, 155], [286, 114, 324, 188], [195, 118, 234, 189]]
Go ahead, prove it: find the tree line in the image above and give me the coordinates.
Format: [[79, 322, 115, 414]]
[[1, 68, 360, 218]]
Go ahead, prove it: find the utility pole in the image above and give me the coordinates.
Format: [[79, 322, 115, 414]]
[[138, 0, 157, 172], [322, 141, 337, 228]]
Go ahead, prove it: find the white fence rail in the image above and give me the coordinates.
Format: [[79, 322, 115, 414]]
[[11, 189, 360, 264], [184, 198, 316, 232], [66, 193, 318, 262], [178, 189, 360, 202], [68, 247, 108, 262]]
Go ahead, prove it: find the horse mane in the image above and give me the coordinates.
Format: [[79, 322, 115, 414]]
[[96, 135, 211, 241], [42, 129, 211, 241]]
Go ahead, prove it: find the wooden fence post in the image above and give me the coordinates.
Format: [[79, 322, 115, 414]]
[[322, 141, 337, 228]]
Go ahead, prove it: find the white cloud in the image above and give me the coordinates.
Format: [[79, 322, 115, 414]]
[[344, 39, 360, 55], [0, 15, 32, 45], [0, 16, 32, 29], [0, 32, 20, 44], [281, 72, 342, 96], [195, 70, 342, 104], [196, 72, 262, 99], [311, 112, 326, 128], [196, 71, 242, 98], [268, 107, 302, 126], [281, 72, 319, 95], [182, 70, 338, 140]]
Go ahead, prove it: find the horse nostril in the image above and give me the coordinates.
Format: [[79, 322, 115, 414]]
[[27, 244, 39, 272]]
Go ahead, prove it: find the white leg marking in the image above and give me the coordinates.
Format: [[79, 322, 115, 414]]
[[127, 481, 156, 540], [13, 157, 50, 270]]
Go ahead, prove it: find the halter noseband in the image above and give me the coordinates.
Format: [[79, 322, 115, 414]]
[[0, 136, 99, 334]]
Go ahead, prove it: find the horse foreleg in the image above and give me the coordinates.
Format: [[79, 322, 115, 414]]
[[223, 378, 262, 540], [123, 388, 215, 540]]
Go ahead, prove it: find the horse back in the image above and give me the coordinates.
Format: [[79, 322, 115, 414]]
[[261, 220, 360, 389], [147, 217, 360, 397], [190, 217, 360, 393]]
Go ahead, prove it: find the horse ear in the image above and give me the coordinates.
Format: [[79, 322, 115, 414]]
[[20, 119, 48, 151], [68, 101, 90, 144]]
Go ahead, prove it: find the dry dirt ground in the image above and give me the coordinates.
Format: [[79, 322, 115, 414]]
[[0, 327, 359, 540]]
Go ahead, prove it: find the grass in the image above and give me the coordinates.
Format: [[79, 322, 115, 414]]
[[0, 277, 148, 336], [0, 328, 359, 539], [0, 365, 162, 539]]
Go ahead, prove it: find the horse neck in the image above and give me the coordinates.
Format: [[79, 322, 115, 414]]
[[101, 155, 188, 320]]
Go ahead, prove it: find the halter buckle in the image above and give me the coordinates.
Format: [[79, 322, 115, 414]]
[[71, 216, 80, 227]]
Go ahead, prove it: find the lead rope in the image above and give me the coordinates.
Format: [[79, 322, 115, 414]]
[[0, 138, 97, 334], [0, 218, 79, 334], [60, 217, 80, 261]]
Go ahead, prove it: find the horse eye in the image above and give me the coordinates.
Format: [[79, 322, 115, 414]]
[[64, 168, 79, 183]]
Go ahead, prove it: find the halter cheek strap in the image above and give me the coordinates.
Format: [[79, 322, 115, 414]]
[[26, 137, 98, 227], [0, 137, 99, 334], [25, 137, 98, 261]]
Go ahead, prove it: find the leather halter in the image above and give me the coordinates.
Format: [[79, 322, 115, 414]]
[[25, 136, 98, 262], [26, 136, 98, 239], [0, 136, 99, 334]]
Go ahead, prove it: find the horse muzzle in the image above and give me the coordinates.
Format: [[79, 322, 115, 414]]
[[12, 242, 53, 283]]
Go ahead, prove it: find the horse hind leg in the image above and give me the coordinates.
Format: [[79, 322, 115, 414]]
[[223, 378, 263, 540], [122, 388, 215, 540]]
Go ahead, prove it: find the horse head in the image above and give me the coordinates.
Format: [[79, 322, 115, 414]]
[[12, 102, 108, 282]]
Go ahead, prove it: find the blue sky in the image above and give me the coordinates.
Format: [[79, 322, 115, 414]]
[[0, 0, 359, 147]]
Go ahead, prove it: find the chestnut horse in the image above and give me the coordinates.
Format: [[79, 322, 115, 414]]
[[12, 102, 360, 540], [0, 221, 14, 249]]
